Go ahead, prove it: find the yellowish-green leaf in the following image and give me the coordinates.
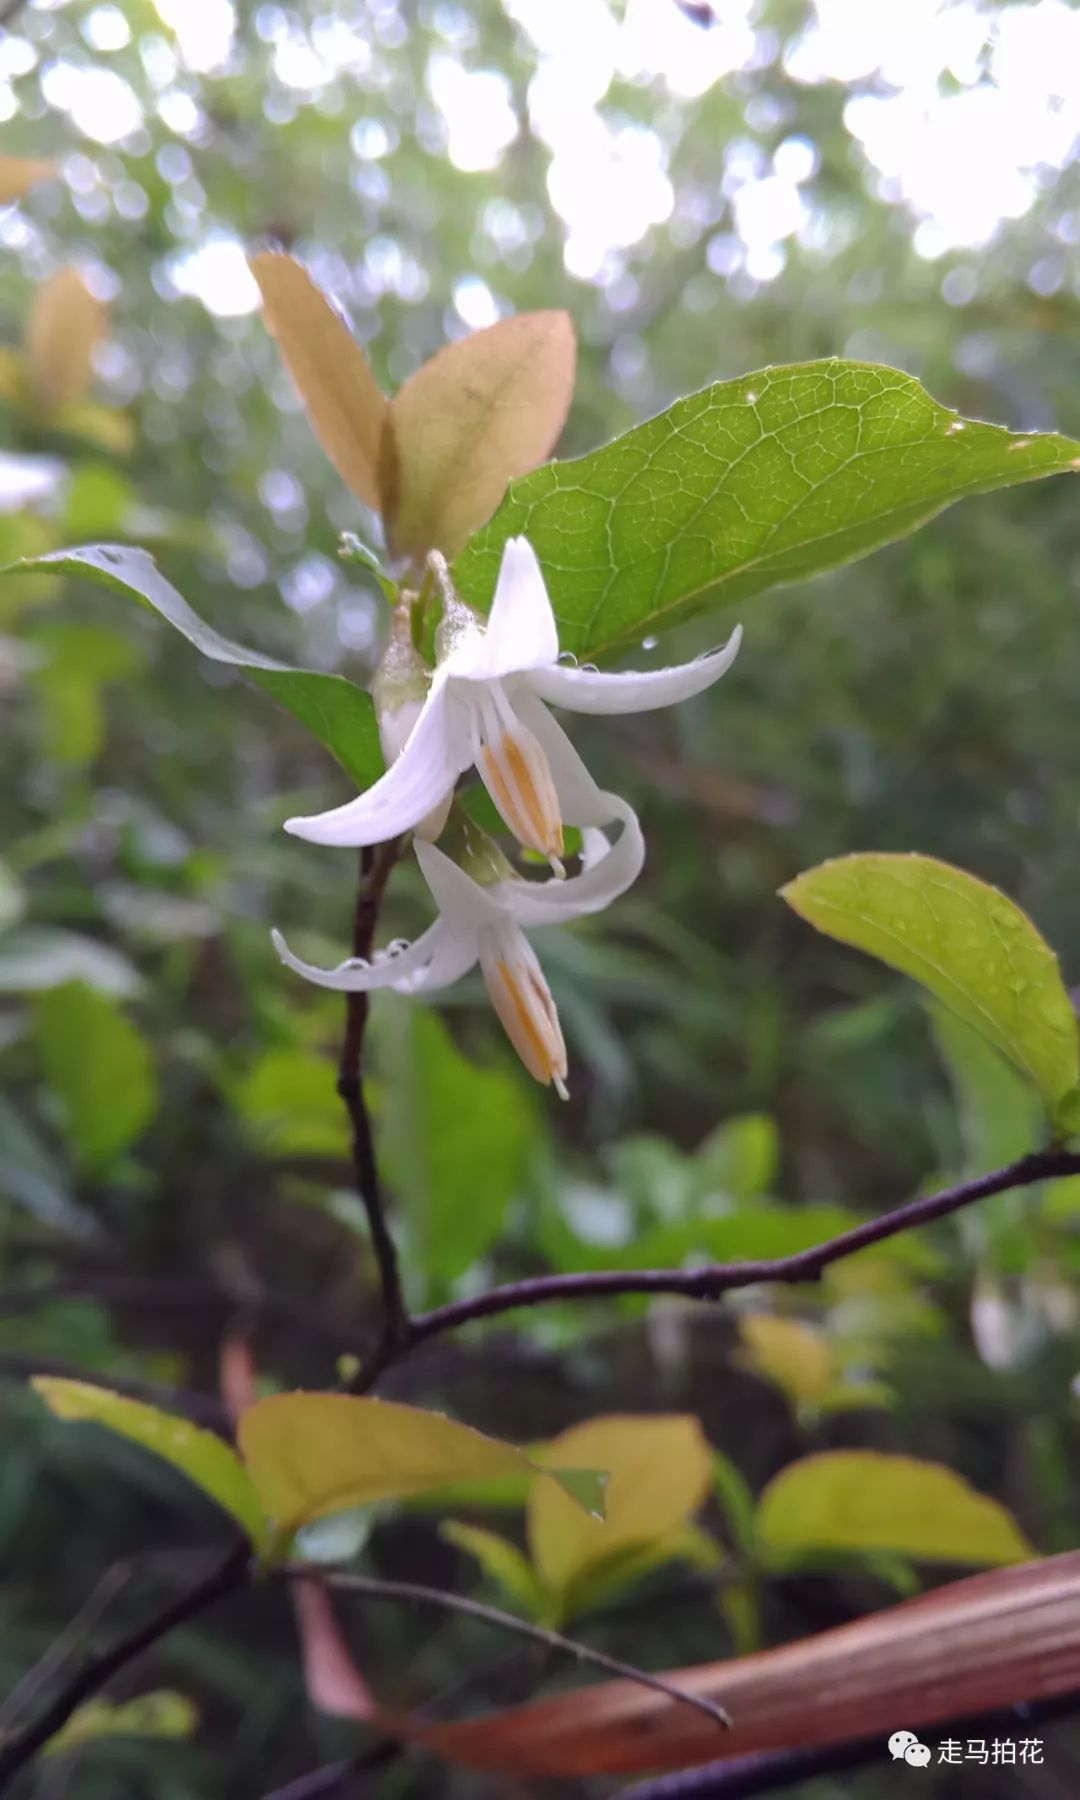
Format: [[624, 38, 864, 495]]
[[26, 268, 106, 410], [737, 1313, 834, 1409], [33, 1378, 268, 1549], [559, 1524, 723, 1625], [757, 1450, 1036, 1570], [250, 251, 388, 511], [0, 155, 54, 204], [781, 854, 1080, 1130], [527, 1414, 711, 1603], [386, 310, 575, 564], [442, 1521, 543, 1615], [46, 1691, 197, 1759], [238, 1392, 599, 1537]]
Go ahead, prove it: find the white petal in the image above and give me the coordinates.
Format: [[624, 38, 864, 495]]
[[465, 537, 560, 680], [509, 687, 610, 829], [284, 683, 465, 847], [393, 924, 480, 993], [479, 922, 568, 1094], [505, 796, 644, 928], [528, 626, 743, 715], [414, 838, 508, 928], [271, 920, 453, 992]]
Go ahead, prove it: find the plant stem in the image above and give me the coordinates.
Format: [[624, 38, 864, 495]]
[[401, 1146, 1080, 1350], [280, 1567, 730, 1731], [0, 1542, 249, 1789], [336, 841, 408, 1361]]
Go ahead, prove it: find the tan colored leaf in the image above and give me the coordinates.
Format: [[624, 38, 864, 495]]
[[0, 156, 54, 205], [25, 269, 106, 410], [249, 252, 387, 510], [404, 1551, 1080, 1776], [527, 1415, 710, 1606], [385, 310, 575, 564]]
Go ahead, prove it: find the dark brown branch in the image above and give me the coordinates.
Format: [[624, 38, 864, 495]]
[[337, 841, 408, 1365], [0, 1541, 249, 1789], [400, 1146, 1080, 1352], [282, 1567, 730, 1731]]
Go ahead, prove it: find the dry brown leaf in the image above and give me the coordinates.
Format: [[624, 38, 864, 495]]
[[394, 1551, 1080, 1777], [0, 156, 54, 205], [249, 252, 388, 511], [385, 310, 575, 565], [25, 269, 106, 410]]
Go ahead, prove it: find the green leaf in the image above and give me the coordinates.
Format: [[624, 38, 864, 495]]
[[694, 1113, 778, 1201], [45, 1690, 197, 1759], [33, 1378, 267, 1549], [756, 1450, 1035, 1570], [928, 1001, 1045, 1173], [10, 545, 384, 791], [234, 1049, 350, 1160], [380, 1008, 538, 1289], [442, 1521, 544, 1615], [455, 360, 1080, 658], [237, 1393, 602, 1539], [781, 854, 1080, 1129], [34, 982, 157, 1172]]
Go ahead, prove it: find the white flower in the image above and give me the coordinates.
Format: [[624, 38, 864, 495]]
[[284, 536, 741, 866], [273, 796, 643, 1096]]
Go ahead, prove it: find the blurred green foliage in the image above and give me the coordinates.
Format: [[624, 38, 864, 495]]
[[4, 1, 1080, 1795]]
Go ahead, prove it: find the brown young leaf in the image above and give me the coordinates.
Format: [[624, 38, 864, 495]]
[[385, 310, 575, 565], [25, 269, 106, 410], [406, 1550, 1077, 1776], [0, 156, 55, 205], [249, 252, 388, 511]]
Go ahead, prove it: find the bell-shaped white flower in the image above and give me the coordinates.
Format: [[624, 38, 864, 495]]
[[284, 536, 741, 866], [273, 795, 643, 1096]]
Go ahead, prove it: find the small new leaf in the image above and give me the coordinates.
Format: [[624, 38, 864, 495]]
[[782, 853, 1080, 1129], [26, 268, 106, 410], [386, 311, 575, 564], [0, 156, 54, 205], [250, 251, 388, 511]]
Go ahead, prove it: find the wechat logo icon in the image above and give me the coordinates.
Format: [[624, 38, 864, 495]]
[[888, 1730, 932, 1768]]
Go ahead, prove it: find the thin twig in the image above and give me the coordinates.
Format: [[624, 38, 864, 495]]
[[401, 1147, 1080, 1351], [337, 841, 408, 1365], [280, 1566, 730, 1731], [0, 1563, 134, 1737], [261, 1760, 361, 1800], [0, 1541, 250, 1789]]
